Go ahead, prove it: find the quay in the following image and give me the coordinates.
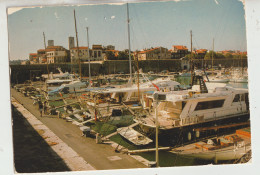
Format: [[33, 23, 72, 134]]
[[11, 88, 147, 171], [12, 97, 95, 172]]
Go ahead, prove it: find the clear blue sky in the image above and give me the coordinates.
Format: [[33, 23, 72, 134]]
[[8, 0, 246, 60]]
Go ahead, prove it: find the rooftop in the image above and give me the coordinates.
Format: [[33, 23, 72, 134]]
[[70, 47, 89, 50], [138, 47, 160, 54], [172, 45, 188, 50]]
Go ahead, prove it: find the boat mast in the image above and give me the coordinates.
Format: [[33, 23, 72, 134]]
[[154, 94, 159, 167], [86, 27, 91, 84], [126, 3, 132, 84], [212, 38, 214, 74], [43, 32, 49, 79], [241, 52, 243, 76], [74, 9, 81, 80], [190, 30, 193, 84], [135, 55, 140, 102]]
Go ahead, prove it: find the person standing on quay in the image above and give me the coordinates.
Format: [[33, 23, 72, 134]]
[[43, 101, 48, 115], [38, 100, 43, 117]]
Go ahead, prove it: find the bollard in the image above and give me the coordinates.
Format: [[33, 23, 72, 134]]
[[96, 133, 102, 144]]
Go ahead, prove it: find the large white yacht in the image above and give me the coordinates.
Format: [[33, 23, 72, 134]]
[[135, 75, 250, 139]]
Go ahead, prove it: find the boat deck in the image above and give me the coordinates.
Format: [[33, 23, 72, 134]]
[[170, 128, 251, 161]]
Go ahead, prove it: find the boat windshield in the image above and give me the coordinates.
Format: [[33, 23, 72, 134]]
[[158, 101, 185, 119]]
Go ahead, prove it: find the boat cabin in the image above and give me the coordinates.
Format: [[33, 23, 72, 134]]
[[139, 84, 249, 129]]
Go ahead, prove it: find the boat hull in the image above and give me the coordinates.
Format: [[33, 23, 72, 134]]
[[137, 113, 250, 145], [208, 79, 230, 83], [230, 79, 248, 83], [172, 144, 251, 161]]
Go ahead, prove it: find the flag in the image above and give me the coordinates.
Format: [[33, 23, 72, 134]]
[[152, 83, 160, 91]]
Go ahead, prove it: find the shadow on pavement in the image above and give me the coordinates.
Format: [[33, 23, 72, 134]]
[[12, 106, 71, 173]]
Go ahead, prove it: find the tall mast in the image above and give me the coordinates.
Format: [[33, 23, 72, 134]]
[[190, 30, 193, 71], [241, 52, 244, 75], [74, 9, 81, 80], [86, 27, 91, 83], [127, 3, 132, 84], [43, 32, 49, 79], [212, 38, 214, 73], [155, 95, 159, 167], [190, 30, 193, 84], [135, 55, 140, 102]]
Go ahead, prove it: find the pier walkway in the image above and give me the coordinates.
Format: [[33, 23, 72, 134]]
[[12, 97, 95, 172], [11, 88, 147, 170]]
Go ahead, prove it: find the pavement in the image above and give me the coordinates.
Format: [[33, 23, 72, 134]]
[[11, 88, 147, 170], [12, 97, 95, 172]]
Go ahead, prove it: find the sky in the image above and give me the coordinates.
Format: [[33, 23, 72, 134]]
[[7, 0, 246, 60]]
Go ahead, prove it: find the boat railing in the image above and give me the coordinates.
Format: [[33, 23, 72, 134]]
[[180, 116, 204, 126], [181, 105, 249, 126]]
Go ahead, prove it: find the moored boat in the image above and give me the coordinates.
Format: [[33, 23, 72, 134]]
[[135, 75, 250, 142], [170, 127, 251, 162], [117, 126, 153, 146]]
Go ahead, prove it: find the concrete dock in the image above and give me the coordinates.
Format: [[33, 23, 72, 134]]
[[11, 88, 147, 171]]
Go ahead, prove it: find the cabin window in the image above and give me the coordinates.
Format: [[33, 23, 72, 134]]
[[182, 101, 187, 110], [233, 94, 240, 102], [162, 101, 183, 118], [157, 94, 166, 101], [241, 94, 245, 102], [195, 100, 225, 111]]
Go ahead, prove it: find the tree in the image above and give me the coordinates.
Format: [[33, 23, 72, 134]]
[[118, 51, 128, 60], [216, 53, 225, 59], [241, 53, 247, 59], [185, 53, 198, 59], [106, 51, 116, 60], [224, 53, 233, 59], [204, 51, 217, 60]]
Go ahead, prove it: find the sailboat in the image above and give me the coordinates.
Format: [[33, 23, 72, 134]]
[[170, 127, 251, 162], [230, 53, 248, 83], [43, 67, 77, 90], [90, 3, 180, 104], [206, 39, 229, 83], [47, 10, 90, 95]]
